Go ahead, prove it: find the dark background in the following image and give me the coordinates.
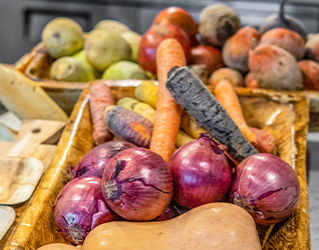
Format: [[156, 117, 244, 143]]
[[0, 0, 319, 64]]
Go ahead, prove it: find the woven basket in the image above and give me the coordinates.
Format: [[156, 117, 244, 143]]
[[1, 80, 310, 250]]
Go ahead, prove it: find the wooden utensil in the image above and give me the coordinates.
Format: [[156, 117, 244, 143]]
[[0, 157, 44, 205], [0, 119, 66, 171], [0, 206, 15, 241], [0, 118, 66, 248]]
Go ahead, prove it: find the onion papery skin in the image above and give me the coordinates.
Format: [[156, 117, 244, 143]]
[[167, 133, 232, 209], [101, 148, 173, 221], [54, 176, 115, 244], [71, 141, 136, 178], [230, 153, 301, 225], [154, 200, 189, 221]]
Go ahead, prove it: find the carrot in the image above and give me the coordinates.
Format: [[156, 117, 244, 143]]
[[131, 102, 194, 148], [214, 78, 257, 146], [135, 81, 201, 144], [105, 105, 153, 148], [166, 66, 259, 162], [150, 39, 187, 161], [89, 81, 115, 145]]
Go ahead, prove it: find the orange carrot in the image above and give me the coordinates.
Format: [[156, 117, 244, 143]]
[[89, 81, 114, 145], [150, 39, 186, 161], [214, 78, 257, 146]]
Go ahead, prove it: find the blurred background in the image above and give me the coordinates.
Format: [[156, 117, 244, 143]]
[[1, 0, 319, 64]]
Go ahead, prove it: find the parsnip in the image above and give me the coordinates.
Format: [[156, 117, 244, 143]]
[[0, 64, 68, 121]]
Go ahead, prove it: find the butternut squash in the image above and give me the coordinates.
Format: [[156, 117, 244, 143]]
[[37, 243, 78, 249], [83, 203, 262, 250]]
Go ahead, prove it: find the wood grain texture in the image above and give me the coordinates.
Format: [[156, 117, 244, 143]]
[[0, 206, 15, 241], [0, 157, 43, 205], [234, 89, 310, 250], [2, 87, 93, 250], [2, 83, 310, 250], [13, 43, 87, 116], [0, 119, 65, 171], [0, 119, 66, 249]]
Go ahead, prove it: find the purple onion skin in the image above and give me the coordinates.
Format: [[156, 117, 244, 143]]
[[230, 153, 301, 226], [71, 141, 136, 178], [54, 176, 115, 244], [154, 201, 189, 221], [167, 133, 232, 209], [101, 148, 173, 221]]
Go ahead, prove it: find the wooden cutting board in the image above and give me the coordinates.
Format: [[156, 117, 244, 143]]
[[0, 206, 15, 242], [0, 119, 65, 171], [0, 118, 66, 249]]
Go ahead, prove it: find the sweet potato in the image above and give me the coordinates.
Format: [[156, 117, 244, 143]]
[[259, 28, 305, 60], [222, 26, 260, 73], [248, 44, 303, 91]]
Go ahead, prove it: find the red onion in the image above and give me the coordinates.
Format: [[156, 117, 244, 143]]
[[230, 153, 301, 225], [154, 201, 189, 221], [101, 148, 173, 221], [167, 133, 232, 209], [69, 141, 136, 178], [54, 176, 115, 244]]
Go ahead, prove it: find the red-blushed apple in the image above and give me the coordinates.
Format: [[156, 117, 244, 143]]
[[137, 23, 191, 75], [153, 7, 198, 46], [189, 45, 224, 75]]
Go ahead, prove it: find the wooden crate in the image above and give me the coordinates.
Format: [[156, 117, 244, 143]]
[[2, 81, 310, 250]]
